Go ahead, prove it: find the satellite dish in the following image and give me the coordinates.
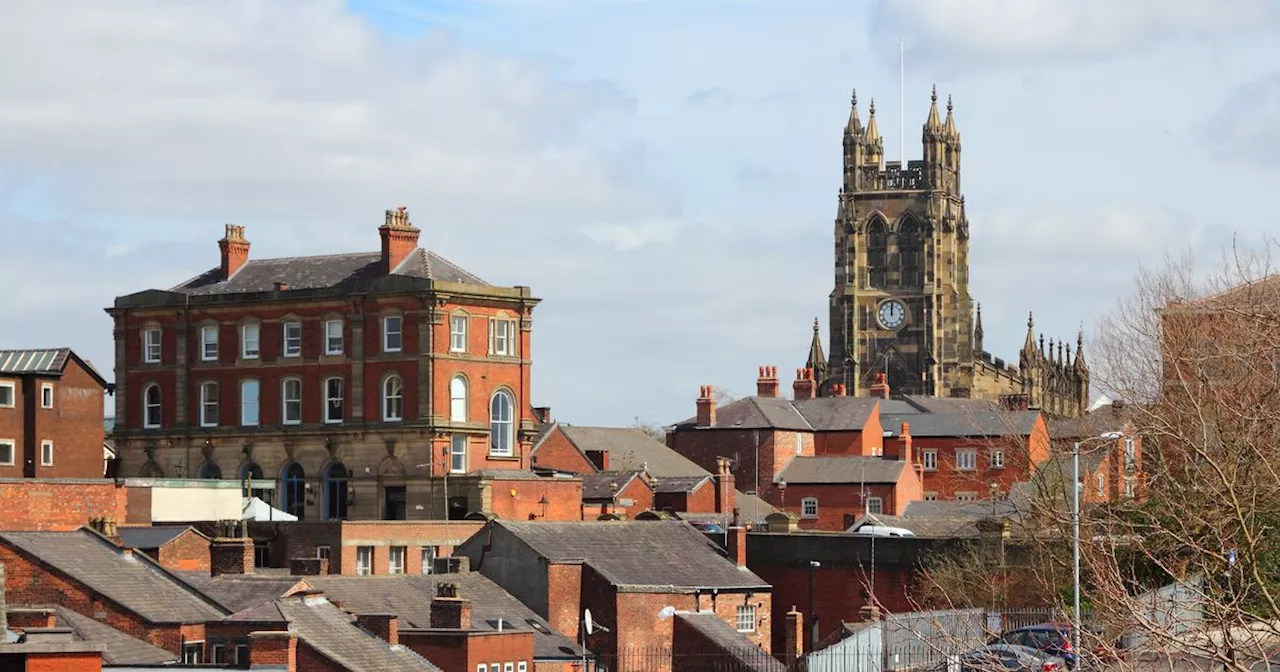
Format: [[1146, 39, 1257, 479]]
[[584, 609, 595, 635], [658, 606, 676, 620]]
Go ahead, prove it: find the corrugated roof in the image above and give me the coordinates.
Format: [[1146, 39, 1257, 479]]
[[0, 530, 226, 624], [173, 248, 488, 296], [561, 427, 710, 479], [0, 349, 69, 375], [308, 573, 584, 660], [777, 456, 905, 485], [495, 521, 768, 590]]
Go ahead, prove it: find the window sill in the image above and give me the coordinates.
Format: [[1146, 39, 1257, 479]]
[[989, 465, 1005, 470], [487, 454, 520, 461]]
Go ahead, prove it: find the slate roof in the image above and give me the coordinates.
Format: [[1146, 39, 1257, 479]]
[[582, 471, 645, 501], [674, 397, 813, 431], [173, 248, 488, 296], [274, 595, 440, 671], [117, 526, 199, 550], [674, 612, 784, 672], [653, 476, 710, 494], [847, 499, 1028, 539], [559, 427, 710, 478], [880, 410, 1040, 438], [307, 573, 584, 660], [180, 573, 312, 613], [792, 397, 879, 431], [678, 491, 778, 526], [496, 521, 768, 590], [54, 606, 177, 666], [0, 348, 109, 387], [0, 530, 226, 623], [777, 456, 905, 485]]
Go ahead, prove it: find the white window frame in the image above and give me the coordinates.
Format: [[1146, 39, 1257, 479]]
[[450, 376, 467, 423], [0, 439, 15, 466], [1124, 438, 1137, 470], [383, 375, 404, 422], [956, 449, 977, 471], [241, 324, 260, 359], [1095, 473, 1105, 497], [325, 319, 344, 355], [143, 384, 161, 429], [1124, 478, 1135, 499], [40, 383, 53, 409], [866, 496, 883, 515], [800, 497, 818, 518], [383, 315, 403, 353], [240, 379, 260, 427], [795, 433, 802, 455], [0, 381, 13, 408], [489, 318, 517, 356], [40, 440, 53, 467], [282, 321, 302, 358], [518, 663, 528, 672], [211, 644, 225, 665], [143, 328, 162, 363], [422, 546, 437, 574], [505, 663, 514, 672], [489, 390, 514, 457], [282, 378, 302, 426], [355, 546, 373, 575], [450, 315, 468, 353], [450, 434, 467, 474], [235, 645, 248, 666], [477, 666, 486, 672], [990, 449, 1005, 469], [182, 642, 203, 665], [922, 449, 937, 471], [199, 381, 219, 428], [389, 546, 405, 575], [324, 377, 344, 424], [736, 605, 757, 633], [955, 491, 978, 502], [201, 325, 219, 362]]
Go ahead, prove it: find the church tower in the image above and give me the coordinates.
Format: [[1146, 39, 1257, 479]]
[[828, 86, 973, 397]]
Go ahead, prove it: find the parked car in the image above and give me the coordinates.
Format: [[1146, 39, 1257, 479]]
[[689, 521, 724, 534], [953, 643, 1066, 672], [989, 623, 1090, 669]]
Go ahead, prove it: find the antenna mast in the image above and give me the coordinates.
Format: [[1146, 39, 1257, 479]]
[[899, 37, 906, 168]]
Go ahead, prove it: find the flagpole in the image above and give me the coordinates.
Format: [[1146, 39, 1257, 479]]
[[899, 37, 906, 168]]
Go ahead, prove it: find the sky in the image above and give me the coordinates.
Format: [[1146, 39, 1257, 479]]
[[1, 0, 1279, 427]]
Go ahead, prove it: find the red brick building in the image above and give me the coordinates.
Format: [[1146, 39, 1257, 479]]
[[1045, 402, 1143, 503], [581, 471, 654, 520], [773, 455, 923, 532], [106, 207, 540, 522], [117, 525, 212, 573], [457, 521, 772, 672], [0, 480, 130, 532], [247, 520, 485, 575], [0, 349, 111, 479]]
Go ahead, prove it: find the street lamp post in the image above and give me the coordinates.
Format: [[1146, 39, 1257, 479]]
[[807, 560, 820, 649], [1073, 432, 1122, 657]]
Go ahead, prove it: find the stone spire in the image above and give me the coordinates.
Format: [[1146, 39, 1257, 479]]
[[1074, 328, 1088, 372], [1021, 312, 1036, 355], [865, 98, 881, 143], [863, 98, 883, 166], [944, 94, 958, 139], [845, 89, 863, 136], [974, 303, 984, 356], [806, 317, 828, 388], [924, 84, 943, 134]]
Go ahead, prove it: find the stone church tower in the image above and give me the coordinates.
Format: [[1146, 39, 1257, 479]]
[[816, 86, 1088, 417]]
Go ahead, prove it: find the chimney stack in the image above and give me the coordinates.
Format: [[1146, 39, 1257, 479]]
[[793, 368, 816, 401], [210, 538, 254, 576], [696, 386, 717, 428], [249, 631, 296, 670], [899, 422, 912, 466], [784, 607, 804, 665], [356, 613, 399, 645], [429, 582, 472, 630], [756, 366, 779, 398], [219, 224, 251, 279], [725, 526, 747, 568], [869, 372, 891, 399], [714, 457, 735, 515], [833, 383, 847, 397], [379, 206, 421, 274]]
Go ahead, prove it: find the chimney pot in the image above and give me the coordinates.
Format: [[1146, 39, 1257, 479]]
[[380, 205, 421, 274], [696, 385, 717, 427], [756, 364, 780, 398], [870, 372, 891, 399]]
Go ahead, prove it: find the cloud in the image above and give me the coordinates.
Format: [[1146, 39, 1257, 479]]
[[874, 0, 1278, 64], [1203, 70, 1280, 165]]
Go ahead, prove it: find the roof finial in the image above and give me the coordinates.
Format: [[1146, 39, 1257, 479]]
[[813, 317, 820, 334], [869, 98, 876, 116], [851, 89, 857, 108], [931, 84, 937, 103], [946, 94, 952, 113], [1027, 311, 1034, 329]]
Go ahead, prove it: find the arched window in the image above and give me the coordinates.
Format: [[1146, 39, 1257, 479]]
[[866, 218, 887, 288], [143, 384, 162, 429], [140, 461, 164, 477], [898, 217, 922, 287], [281, 462, 306, 520], [323, 462, 349, 520], [198, 381, 219, 427], [199, 462, 222, 479], [489, 390, 514, 457], [382, 375, 404, 422], [450, 376, 468, 423]]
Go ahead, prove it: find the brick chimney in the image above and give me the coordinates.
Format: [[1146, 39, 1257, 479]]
[[380, 206, 421, 274], [899, 422, 912, 466], [832, 383, 846, 397], [783, 607, 804, 665], [219, 224, 251, 279], [725, 526, 747, 567], [249, 631, 296, 670], [356, 613, 399, 645], [869, 372, 891, 399], [210, 538, 254, 576], [696, 386, 717, 428], [289, 557, 329, 576], [714, 457, 735, 515], [756, 366, 779, 398], [429, 582, 471, 630], [793, 368, 816, 401]]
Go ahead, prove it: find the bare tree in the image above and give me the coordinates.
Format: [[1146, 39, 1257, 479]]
[[631, 416, 666, 442]]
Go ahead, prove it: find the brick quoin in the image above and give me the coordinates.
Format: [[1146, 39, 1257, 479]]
[[0, 481, 128, 532]]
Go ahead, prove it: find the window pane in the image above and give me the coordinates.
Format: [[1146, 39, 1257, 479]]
[[325, 378, 344, 423], [384, 316, 403, 352], [326, 320, 344, 354], [490, 392, 513, 456], [284, 323, 302, 357], [41, 441, 53, 466], [242, 324, 260, 358], [201, 383, 219, 426], [451, 435, 467, 473], [384, 376, 403, 421], [450, 377, 467, 422], [145, 329, 162, 362], [283, 379, 302, 425], [241, 380, 260, 426], [450, 315, 467, 352]]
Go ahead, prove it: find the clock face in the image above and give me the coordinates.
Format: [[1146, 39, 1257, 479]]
[[878, 300, 907, 330]]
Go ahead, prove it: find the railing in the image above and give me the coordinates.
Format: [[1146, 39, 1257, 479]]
[[861, 165, 926, 190]]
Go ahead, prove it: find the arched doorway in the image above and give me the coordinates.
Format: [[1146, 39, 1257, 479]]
[[323, 462, 349, 520], [281, 462, 305, 520]]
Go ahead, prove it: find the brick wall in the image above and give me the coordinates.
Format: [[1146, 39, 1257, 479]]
[[23, 651, 104, 672], [668, 429, 777, 496], [754, 564, 915, 653], [34, 361, 107, 479], [155, 530, 211, 572], [886, 433, 1038, 500], [530, 426, 596, 474], [250, 520, 481, 574], [0, 480, 128, 531], [210, 538, 253, 575], [545, 563, 582, 640], [486, 477, 583, 522], [0, 375, 21, 478], [402, 629, 534, 672]]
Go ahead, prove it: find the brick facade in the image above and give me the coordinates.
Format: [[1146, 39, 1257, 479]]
[[402, 629, 534, 672], [249, 520, 483, 575], [0, 480, 128, 532], [144, 528, 211, 572], [0, 351, 108, 480]]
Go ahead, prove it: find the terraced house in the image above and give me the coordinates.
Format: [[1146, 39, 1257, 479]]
[[106, 207, 540, 521]]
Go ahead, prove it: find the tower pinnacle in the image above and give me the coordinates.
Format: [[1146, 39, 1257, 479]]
[[924, 84, 942, 132], [944, 94, 958, 138], [846, 88, 862, 135]]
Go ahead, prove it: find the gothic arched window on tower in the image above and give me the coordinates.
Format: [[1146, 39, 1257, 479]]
[[898, 217, 922, 287], [866, 218, 887, 288]]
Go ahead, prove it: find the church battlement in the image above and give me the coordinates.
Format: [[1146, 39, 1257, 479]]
[[843, 86, 961, 197]]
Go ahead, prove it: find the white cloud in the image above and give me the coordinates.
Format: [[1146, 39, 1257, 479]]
[[875, 0, 1278, 63], [1204, 70, 1280, 164]]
